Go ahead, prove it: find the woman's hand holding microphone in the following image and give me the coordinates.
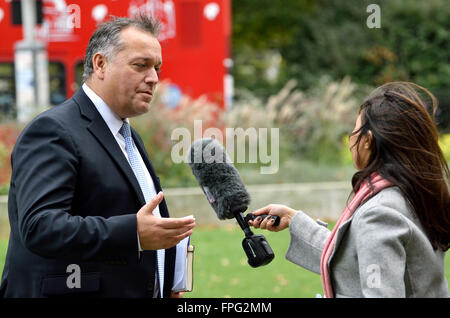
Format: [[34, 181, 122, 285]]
[[248, 204, 297, 232]]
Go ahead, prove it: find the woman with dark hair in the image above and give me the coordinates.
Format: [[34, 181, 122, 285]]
[[250, 82, 449, 298]]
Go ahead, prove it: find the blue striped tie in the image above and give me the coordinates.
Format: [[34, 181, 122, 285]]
[[119, 121, 165, 297]]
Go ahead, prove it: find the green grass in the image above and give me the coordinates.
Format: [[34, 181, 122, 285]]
[[1, 226, 449, 298], [0, 239, 7, 276], [186, 225, 323, 298]]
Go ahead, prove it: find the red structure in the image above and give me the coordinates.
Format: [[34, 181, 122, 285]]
[[0, 0, 231, 114]]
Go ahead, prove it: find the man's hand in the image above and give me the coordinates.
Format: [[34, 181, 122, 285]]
[[170, 291, 184, 298], [137, 192, 196, 250]]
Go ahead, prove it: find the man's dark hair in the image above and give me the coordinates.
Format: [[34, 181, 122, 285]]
[[82, 14, 161, 81]]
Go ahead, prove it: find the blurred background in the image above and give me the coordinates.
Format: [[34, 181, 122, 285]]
[[0, 0, 449, 297]]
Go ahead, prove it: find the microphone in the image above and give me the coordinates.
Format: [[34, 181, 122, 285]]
[[188, 138, 275, 267]]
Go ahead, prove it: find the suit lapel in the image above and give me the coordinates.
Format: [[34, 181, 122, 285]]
[[334, 217, 353, 248], [72, 89, 146, 206]]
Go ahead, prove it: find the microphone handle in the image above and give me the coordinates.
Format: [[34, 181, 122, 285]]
[[234, 212, 254, 237], [245, 213, 280, 226]]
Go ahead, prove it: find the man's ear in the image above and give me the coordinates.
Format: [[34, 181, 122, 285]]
[[92, 53, 107, 80]]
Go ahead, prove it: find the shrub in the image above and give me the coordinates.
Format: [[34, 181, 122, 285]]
[[0, 78, 367, 190], [228, 77, 364, 164], [131, 81, 223, 187], [0, 124, 22, 189]]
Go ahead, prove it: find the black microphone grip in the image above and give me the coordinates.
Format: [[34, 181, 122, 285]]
[[245, 213, 280, 226]]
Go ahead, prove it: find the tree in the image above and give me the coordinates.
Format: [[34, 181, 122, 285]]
[[232, 0, 450, 129], [231, 0, 318, 97]]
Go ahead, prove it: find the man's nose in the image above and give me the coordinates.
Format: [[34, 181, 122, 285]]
[[144, 67, 159, 84]]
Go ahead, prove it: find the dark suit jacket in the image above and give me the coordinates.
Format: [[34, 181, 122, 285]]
[[0, 88, 176, 297]]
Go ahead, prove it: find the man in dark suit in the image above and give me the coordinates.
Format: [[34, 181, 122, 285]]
[[0, 15, 195, 298]]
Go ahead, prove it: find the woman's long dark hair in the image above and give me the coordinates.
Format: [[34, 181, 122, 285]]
[[350, 82, 450, 251]]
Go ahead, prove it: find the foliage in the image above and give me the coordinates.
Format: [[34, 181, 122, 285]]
[[435, 89, 450, 133], [439, 134, 450, 162], [232, 0, 450, 130], [231, 0, 319, 97], [1, 80, 447, 191], [340, 135, 353, 166], [0, 124, 21, 189], [131, 81, 223, 187], [228, 77, 364, 163], [0, 78, 364, 190]]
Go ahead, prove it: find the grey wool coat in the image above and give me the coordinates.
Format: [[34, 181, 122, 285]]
[[286, 187, 449, 298]]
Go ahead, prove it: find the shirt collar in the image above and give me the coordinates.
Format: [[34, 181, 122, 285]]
[[82, 83, 128, 136]]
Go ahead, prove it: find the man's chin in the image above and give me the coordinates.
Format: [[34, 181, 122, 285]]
[[128, 101, 151, 118]]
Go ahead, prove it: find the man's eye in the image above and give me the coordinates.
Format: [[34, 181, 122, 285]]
[[135, 64, 145, 68]]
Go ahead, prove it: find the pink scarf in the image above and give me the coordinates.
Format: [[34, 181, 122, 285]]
[[320, 173, 393, 298]]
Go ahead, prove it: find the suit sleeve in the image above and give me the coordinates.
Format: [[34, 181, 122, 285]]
[[12, 115, 138, 261], [353, 205, 412, 297]]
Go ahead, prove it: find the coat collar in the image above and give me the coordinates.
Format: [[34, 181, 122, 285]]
[[327, 214, 356, 266], [81, 83, 124, 139]]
